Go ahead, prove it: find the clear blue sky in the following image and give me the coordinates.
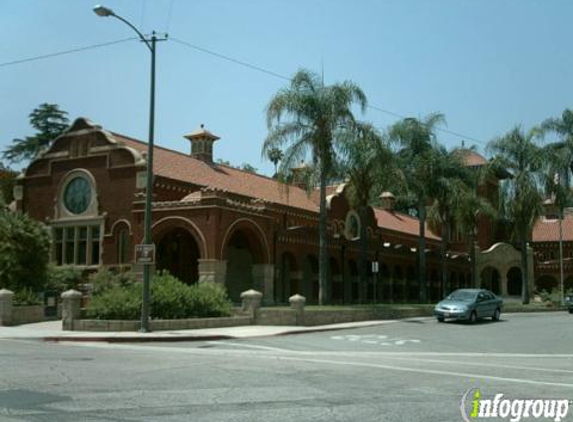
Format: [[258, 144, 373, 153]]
[[2, 0, 573, 175]]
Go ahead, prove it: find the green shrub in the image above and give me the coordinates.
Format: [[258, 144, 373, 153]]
[[91, 268, 135, 296], [45, 265, 83, 294], [13, 288, 42, 306], [88, 283, 142, 320], [88, 271, 233, 320], [0, 209, 50, 293]]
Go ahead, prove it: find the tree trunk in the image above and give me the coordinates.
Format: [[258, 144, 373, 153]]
[[440, 220, 449, 300], [520, 236, 530, 305], [359, 206, 368, 303], [470, 234, 478, 288], [418, 202, 427, 303], [318, 165, 328, 306]]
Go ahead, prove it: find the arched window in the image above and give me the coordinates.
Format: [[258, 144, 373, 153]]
[[117, 228, 130, 265]]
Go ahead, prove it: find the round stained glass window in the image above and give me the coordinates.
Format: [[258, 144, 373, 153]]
[[63, 177, 91, 214]]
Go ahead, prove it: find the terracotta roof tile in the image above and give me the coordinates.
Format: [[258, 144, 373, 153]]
[[115, 133, 319, 212], [533, 214, 573, 242], [374, 208, 441, 241], [455, 148, 488, 167]]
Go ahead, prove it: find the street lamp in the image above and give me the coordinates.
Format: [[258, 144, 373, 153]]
[[94, 5, 166, 332]]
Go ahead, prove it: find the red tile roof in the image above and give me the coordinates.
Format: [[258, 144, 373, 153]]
[[115, 134, 319, 212], [374, 208, 441, 241], [532, 214, 573, 242]]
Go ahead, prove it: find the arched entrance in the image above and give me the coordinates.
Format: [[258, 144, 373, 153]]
[[393, 265, 404, 303], [329, 257, 342, 303], [507, 267, 522, 296], [156, 227, 200, 285], [348, 260, 359, 302]]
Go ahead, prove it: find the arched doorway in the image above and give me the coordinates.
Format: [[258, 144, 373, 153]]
[[507, 267, 522, 296], [407, 266, 417, 302], [430, 269, 439, 301], [536, 275, 558, 293], [393, 265, 404, 303], [381, 263, 390, 303], [156, 227, 200, 285]]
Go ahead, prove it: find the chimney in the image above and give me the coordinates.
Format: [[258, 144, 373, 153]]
[[380, 192, 396, 211], [543, 197, 559, 219], [184, 124, 220, 164]]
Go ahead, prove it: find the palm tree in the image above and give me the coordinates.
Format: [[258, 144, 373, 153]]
[[267, 148, 284, 176], [263, 69, 367, 305], [487, 126, 544, 304], [426, 145, 473, 298], [338, 122, 394, 301], [539, 109, 573, 188], [389, 113, 445, 303]]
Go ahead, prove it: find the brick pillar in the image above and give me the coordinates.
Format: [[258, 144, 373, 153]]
[[198, 259, 227, 284], [240, 289, 262, 322], [61, 290, 82, 331], [289, 293, 305, 325], [252, 263, 275, 305], [0, 289, 14, 326]]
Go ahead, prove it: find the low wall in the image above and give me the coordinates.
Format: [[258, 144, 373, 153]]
[[74, 316, 252, 332], [255, 306, 435, 326], [12, 305, 45, 325]]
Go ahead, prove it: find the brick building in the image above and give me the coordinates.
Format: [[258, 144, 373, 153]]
[[13, 117, 531, 303]]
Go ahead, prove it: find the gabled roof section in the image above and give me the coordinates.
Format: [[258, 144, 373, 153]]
[[114, 133, 319, 212], [455, 148, 488, 167], [532, 213, 573, 242], [374, 207, 441, 241]]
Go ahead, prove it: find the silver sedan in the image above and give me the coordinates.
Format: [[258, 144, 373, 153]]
[[434, 289, 503, 323]]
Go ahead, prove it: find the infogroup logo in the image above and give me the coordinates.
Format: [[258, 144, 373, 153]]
[[460, 388, 570, 422]]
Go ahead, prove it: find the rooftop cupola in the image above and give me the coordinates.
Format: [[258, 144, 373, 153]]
[[184, 124, 220, 163]]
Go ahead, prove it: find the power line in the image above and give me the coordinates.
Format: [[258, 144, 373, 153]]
[[171, 37, 290, 81], [0, 37, 137, 68], [171, 36, 486, 146]]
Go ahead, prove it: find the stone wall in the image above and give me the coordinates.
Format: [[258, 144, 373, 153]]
[[74, 316, 251, 332]]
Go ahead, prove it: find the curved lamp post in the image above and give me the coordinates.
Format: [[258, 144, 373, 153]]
[[94, 5, 165, 332]]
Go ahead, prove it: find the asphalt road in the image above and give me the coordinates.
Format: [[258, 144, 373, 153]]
[[1, 312, 572, 422]]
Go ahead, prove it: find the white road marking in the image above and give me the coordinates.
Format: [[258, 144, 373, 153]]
[[62, 342, 573, 388], [330, 334, 421, 346]]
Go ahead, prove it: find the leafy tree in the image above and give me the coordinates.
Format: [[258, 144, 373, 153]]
[[389, 113, 445, 303], [3, 103, 69, 164], [263, 69, 367, 305], [0, 162, 17, 205], [338, 122, 394, 301], [240, 163, 258, 173], [0, 209, 51, 293], [487, 126, 544, 304]]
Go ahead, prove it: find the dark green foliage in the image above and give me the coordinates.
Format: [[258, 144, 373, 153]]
[[45, 265, 83, 294], [88, 271, 232, 320], [90, 267, 135, 296], [0, 163, 17, 205], [0, 209, 50, 293], [3, 103, 69, 164], [13, 288, 42, 306]]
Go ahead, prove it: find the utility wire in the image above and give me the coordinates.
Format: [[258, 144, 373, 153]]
[[0, 37, 137, 68], [171, 36, 486, 146]]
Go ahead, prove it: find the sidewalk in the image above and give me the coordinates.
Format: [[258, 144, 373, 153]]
[[0, 319, 403, 343]]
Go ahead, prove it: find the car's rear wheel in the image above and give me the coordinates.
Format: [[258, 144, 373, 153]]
[[437, 316, 445, 323], [569, 308, 573, 314], [492, 308, 501, 322], [469, 311, 477, 324]]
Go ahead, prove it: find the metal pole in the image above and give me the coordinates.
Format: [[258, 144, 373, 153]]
[[140, 33, 157, 333]]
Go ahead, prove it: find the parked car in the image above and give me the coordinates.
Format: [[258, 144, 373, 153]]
[[566, 295, 573, 314], [434, 288, 503, 323]]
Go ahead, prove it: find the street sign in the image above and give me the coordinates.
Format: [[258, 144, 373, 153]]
[[135, 244, 156, 264], [372, 261, 379, 273]]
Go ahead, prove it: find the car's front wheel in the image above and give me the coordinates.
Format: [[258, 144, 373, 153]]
[[492, 308, 501, 322], [437, 316, 445, 323], [468, 311, 477, 324], [568, 308, 573, 314]]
